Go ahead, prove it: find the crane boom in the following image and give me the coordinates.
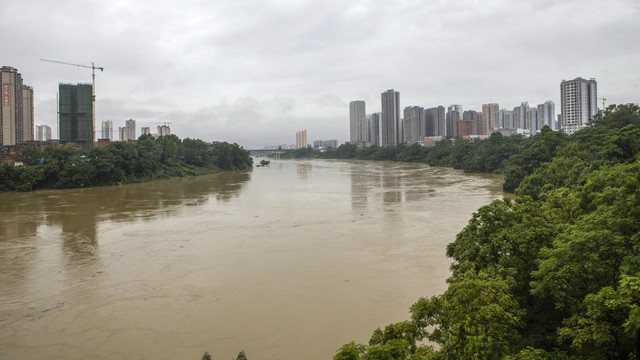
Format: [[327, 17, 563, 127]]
[[41, 59, 104, 148]]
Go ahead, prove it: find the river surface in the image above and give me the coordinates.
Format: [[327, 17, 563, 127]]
[[0, 159, 505, 360]]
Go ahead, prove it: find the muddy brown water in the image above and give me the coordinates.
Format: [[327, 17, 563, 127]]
[[0, 159, 505, 360]]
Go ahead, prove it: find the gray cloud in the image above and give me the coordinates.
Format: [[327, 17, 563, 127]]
[[3, 0, 639, 148]]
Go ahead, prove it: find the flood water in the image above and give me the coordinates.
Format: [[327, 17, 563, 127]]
[[0, 159, 505, 360]]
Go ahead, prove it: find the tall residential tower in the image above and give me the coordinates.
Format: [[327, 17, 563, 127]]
[[349, 100, 366, 144], [381, 89, 400, 146], [1, 66, 34, 146], [561, 77, 597, 135]]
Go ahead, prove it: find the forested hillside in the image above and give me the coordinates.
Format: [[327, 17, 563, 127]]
[[334, 104, 640, 360]]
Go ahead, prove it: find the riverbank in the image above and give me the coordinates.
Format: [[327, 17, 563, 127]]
[[0, 136, 253, 192]]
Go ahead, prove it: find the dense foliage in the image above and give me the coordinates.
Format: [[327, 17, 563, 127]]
[[0, 135, 253, 192], [334, 104, 640, 360]]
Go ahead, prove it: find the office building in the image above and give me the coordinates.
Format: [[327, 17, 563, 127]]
[[296, 130, 307, 149], [481, 103, 499, 135], [349, 100, 366, 143], [381, 89, 400, 146], [101, 120, 113, 140], [59, 83, 93, 150], [1, 66, 34, 146], [561, 77, 597, 135], [35, 124, 52, 141], [425, 106, 445, 137]]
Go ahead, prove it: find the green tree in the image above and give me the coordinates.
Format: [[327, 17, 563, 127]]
[[235, 350, 248, 360], [334, 342, 366, 360], [411, 270, 523, 360], [18, 145, 44, 165]]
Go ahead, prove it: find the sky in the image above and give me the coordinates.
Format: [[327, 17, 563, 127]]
[[2, 0, 639, 149]]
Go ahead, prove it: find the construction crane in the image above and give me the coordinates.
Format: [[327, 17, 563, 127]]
[[40, 58, 104, 146], [599, 97, 607, 111]]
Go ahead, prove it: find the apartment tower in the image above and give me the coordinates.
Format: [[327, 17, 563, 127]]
[[481, 103, 499, 135], [380, 90, 400, 146], [561, 77, 597, 135], [349, 100, 366, 143], [1, 66, 34, 145]]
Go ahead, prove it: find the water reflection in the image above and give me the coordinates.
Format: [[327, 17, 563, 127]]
[[0, 171, 251, 282], [297, 163, 309, 180]]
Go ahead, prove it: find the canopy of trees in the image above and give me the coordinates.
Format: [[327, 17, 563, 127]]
[[334, 104, 640, 360], [0, 135, 253, 192]]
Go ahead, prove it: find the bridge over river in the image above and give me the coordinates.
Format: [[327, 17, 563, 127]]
[[247, 149, 286, 159]]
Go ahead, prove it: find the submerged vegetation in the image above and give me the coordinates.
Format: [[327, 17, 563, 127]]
[[333, 104, 640, 359], [0, 134, 253, 192]]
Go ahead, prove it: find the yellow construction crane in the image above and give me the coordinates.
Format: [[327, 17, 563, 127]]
[[40, 59, 104, 146]]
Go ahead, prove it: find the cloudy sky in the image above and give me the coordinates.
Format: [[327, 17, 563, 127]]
[[3, 0, 639, 148]]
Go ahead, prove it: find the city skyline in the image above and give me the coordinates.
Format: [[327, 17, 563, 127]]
[[1, 0, 638, 149]]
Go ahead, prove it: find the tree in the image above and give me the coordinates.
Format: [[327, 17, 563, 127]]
[[411, 270, 523, 360], [18, 145, 43, 165], [235, 350, 248, 360], [201, 351, 212, 360]]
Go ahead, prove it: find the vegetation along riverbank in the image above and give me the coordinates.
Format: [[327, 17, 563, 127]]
[[333, 105, 640, 359], [0, 134, 253, 192]]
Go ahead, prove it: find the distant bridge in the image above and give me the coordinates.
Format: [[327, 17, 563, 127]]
[[247, 149, 287, 159]]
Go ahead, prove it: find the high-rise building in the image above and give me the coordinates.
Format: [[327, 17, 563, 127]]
[[125, 119, 136, 141], [313, 139, 338, 149], [367, 113, 381, 147], [462, 110, 481, 136], [1, 66, 33, 146], [536, 101, 557, 131], [119, 127, 126, 141], [381, 89, 400, 146], [527, 107, 539, 134], [141, 127, 151, 135], [349, 100, 366, 143], [22, 86, 34, 142], [495, 109, 513, 129], [561, 77, 597, 135], [481, 103, 499, 135], [512, 102, 530, 129], [425, 106, 445, 137], [403, 106, 424, 143], [101, 120, 113, 140], [296, 130, 307, 149], [157, 124, 171, 136], [35, 124, 52, 141], [59, 83, 93, 150], [446, 105, 462, 137]]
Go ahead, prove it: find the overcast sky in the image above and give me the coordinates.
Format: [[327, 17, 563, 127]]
[[3, 0, 639, 148]]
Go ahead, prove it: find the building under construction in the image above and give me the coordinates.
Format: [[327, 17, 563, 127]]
[[59, 83, 92, 150]]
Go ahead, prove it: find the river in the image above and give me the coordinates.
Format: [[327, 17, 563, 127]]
[[0, 159, 505, 360]]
